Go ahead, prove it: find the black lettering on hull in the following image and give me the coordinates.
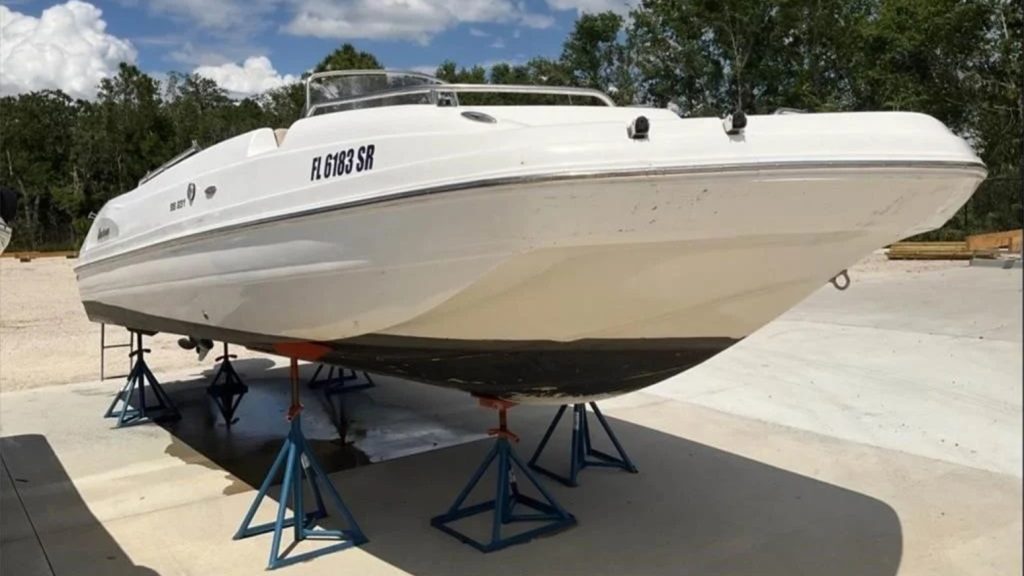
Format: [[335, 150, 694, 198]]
[[309, 143, 376, 182], [310, 156, 323, 181]]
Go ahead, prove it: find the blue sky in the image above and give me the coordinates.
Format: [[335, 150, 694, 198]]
[[100, 1, 576, 73], [1, 0, 631, 98]]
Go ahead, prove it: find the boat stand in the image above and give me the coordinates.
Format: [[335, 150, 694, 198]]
[[206, 343, 248, 426], [431, 397, 576, 552], [528, 402, 638, 487], [307, 363, 374, 396], [104, 331, 181, 428], [234, 358, 367, 570]]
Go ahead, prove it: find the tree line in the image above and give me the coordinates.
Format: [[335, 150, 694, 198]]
[[0, 0, 1019, 250]]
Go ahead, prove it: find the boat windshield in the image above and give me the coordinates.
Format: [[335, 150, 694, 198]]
[[306, 71, 444, 116], [304, 69, 616, 117]]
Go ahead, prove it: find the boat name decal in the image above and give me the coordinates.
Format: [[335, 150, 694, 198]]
[[310, 144, 375, 182]]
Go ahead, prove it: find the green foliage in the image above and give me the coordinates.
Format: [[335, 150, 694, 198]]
[[0, 90, 80, 248], [314, 44, 384, 73], [562, 12, 636, 104], [629, 0, 873, 114], [259, 83, 306, 128], [0, 6, 1021, 251]]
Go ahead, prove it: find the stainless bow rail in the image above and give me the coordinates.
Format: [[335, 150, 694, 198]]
[[139, 140, 202, 185], [305, 69, 615, 117]]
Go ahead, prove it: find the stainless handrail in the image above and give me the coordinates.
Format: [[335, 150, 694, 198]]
[[433, 84, 614, 105], [307, 69, 442, 82], [306, 83, 615, 116], [139, 140, 202, 186]]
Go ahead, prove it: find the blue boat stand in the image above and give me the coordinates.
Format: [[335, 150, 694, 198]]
[[104, 331, 181, 428], [431, 396, 576, 552], [206, 342, 248, 426], [528, 402, 638, 487], [234, 358, 367, 570], [307, 363, 374, 397]]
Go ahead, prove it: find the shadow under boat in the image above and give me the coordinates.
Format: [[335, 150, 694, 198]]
[[147, 363, 903, 576]]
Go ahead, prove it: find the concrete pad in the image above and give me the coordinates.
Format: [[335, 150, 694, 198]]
[[0, 391, 901, 576], [0, 537, 54, 576], [1, 458, 53, 576], [0, 256, 1020, 575], [0, 364, 493, 536], [1, 457, 37, 544], [1, 373, 1020, 575], [647, 264, 1023, 477], [971, 257, 1022, 269]]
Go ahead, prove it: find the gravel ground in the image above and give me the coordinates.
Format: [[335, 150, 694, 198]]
[[846, 249, 971, 278], [0, 252, 964, 392]]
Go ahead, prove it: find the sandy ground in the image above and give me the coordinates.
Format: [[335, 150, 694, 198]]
[[0, 257, 273, 392]]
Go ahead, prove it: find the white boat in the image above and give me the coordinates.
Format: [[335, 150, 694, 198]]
[[0, 219, 10, 255], [0, 185, 16, 255], [75, 70, 986, 403]]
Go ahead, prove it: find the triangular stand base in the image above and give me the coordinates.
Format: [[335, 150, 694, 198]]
[[528, 402, 638, 487], [307, 364, 374, 397], [234, 414, 367, 570], [206, 344, 248, 426], [431, 436, 576, 552], [104, 333, 180, 428]]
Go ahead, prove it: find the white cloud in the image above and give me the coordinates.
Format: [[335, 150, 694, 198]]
[[0, 1, 136, 99], [518, 12, 554, 28], [145, 0, 279, 32], [545, 0, 635, 15], [168, 42, 237, 67], [284, 0, 553, 44], [469, 27, 489, 37], [194, 56, 297, 96], [490, 37, 506, 48]]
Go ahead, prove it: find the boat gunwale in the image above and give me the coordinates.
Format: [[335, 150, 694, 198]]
[[74, 159, 987, 273]]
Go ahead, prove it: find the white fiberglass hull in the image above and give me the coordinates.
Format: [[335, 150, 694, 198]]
[[0, 219, 10, 255], [76, 106, 985, 401]]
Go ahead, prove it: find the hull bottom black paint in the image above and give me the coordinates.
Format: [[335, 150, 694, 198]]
[[84, 301, 739, 400]]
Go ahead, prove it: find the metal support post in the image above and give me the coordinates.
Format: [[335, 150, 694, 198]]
[[206, 342, 248, 426], [431, 396, 576, 552], [528, 402, 638, 487], [307, 363, 375, 396], [234, 358, 367, 570], [104, 331, 180, 427]]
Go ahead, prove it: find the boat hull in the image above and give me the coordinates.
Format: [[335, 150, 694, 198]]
[[78, 164, 983, 402], [87, 299, 739, 401], [0, 220, 10, 255]]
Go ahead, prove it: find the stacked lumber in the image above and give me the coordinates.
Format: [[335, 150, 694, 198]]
[[966, 229, 1022, 254], [888, 242, 973, 260], [888, 229, 1022, 260]]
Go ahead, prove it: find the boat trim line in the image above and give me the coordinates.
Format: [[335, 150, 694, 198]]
[[75, 159, 987, 272]]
